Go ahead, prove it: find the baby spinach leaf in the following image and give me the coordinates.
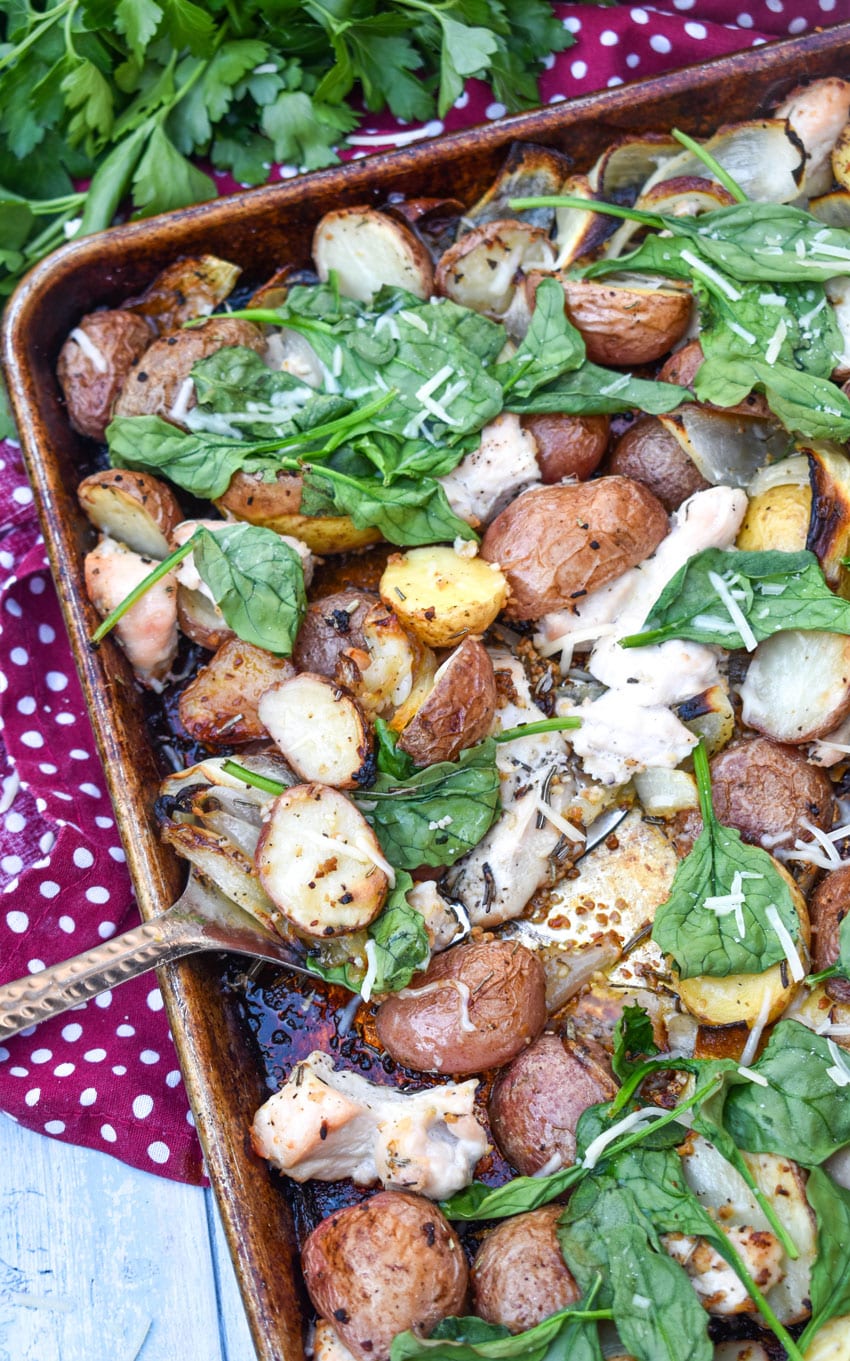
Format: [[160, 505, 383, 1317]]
[[694, 353, 850, 441], [611, 1224, 713, 1361], [494, 276, 585, 397], [391, 1305, 606, 1361], [695, 279, 842, 381], [621, 548, 850, 651], [300, 465, 476, 546], [651, 742, 801, 979], [305, 870, 429, 996], [354, 740, 501, 869], [189, 345, 354, 438], [724, 1019, 850, 1165], [797, 1167, 850, 1352], [504, 362, 690, 417], [612, 1004, 660, 1083], [373, 718, 416, 780], [193, 522, 306, 655], [107, 414, 287, 499]]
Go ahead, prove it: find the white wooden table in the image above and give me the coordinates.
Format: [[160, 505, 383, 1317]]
[[0, 1113, 257, 1360]]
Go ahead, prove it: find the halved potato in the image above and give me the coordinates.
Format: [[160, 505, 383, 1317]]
[[803, 1317, 850, 1360], [258, 674, 375, 789], [78, 470, 183, 558], [806, 444, 850, 590], [435, 221, 556, 320], [124, 254, 241, 333], [386, 646, 438, 734], [113, 319, 265, 422], [177, 585, 234, 651], [57, 309, 154, 441], [335, 602, 424, 721], [255, 783, 390, 937], [657, 340, 771, 419], [675, 684, 736, 758], [396, 637, 496, 765], [380, 546, 507, 647], [811, 190, 850, 228], [588, 132, 679, 198], [554, 175, 617, 270], [383, 197, 465, 260], [676, 866, 810, 1027], [736, 484, 812, 553], [216, 469, 381, 554], [292, 590, 379, 677], [740, 630, 850, 743], [177, 638, 295, 748], [312, 207, 434, 302], [555, 277, 691, 367]]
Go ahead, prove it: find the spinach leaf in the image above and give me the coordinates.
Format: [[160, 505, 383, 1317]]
[[652, 743, 802, 980], [724, 1018, 850, 1165], [611, 1224, 713, 1361], [809, 912, 850, 986], [494, 276, 585, 398], [391, 1306, 606, 1361], [621, 548, 850, 651], [612, 1004, 660, 1083], [305, 870, 429, 996], [504, 362, 689, 417], [354, 740, 501, 869], [695, 279, 842, 381], [373, 718, 416, 780], [193, 523, 306, 655], [107, 414, 290, 499], [797, 1167, 850, 1352], [300, 464, 476, 546], [189, 344, 354, 438], [694, 353, 850, 441]]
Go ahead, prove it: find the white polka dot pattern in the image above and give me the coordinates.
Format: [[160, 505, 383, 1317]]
[[0, 0, 832, 1187]]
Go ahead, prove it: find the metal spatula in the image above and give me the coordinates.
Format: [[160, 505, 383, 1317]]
[[0, 872, 310, 1042]]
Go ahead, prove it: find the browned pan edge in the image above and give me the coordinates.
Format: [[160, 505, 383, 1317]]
[[4, 24, 850, 1360]]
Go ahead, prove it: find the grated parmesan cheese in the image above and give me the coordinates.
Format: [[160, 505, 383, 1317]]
[[532, 1151, 563, 1178], [398, 309, 429, 334], [737, 1065, 769, 1086], [679, 250, 742, 301], [707, 571, 758, 651], [765, 903, 805, 982], [727, 320, 757, 346], [758, 292, 786, 307], [764, 318, 788, 365], [581, 1107, 666, 1170], [826, 1038, 850, 1087], [168, 377, 195, 424], [70, 327, 108, 373], [533, 794, 585, 843], [360, 938, 379, 1003], [740, 988, 773, 1068]]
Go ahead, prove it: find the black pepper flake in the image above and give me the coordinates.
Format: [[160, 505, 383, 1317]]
[[319, 1121, 328, 1141], [589, 540, 600, 550], [422, 1222, 436, 1246]]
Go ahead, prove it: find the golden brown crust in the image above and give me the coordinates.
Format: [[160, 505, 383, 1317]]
[[397, 637, 496, 766], [488, 1032, 617, 1175], [375, 938, 547, 1075], [480, 478, 669, 621], [57, 309, 154, 440], [177, 637, 296, 747], [301, 1192, 468, 1361], [472, 1206, 580, 1333], [123, 254, 241, 333], [606, 415, 709, 512]]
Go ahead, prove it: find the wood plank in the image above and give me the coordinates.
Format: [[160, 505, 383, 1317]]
[[0, 1113, 253, 1361], [206, 1185, 261, 1360]]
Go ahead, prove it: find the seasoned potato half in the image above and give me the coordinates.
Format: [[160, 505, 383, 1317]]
[[293, 590, 379, 677], [177, 638, 295, 748], [380, 547, 507, 648], [258, 674, 375, 789], [555, 277, 691, 366], [57, 309, 153, 441], [607, 416, 709, 512], [313, 207, 434, 302], [176, 585, 234, 652], [78, 470, 183, 559], [521, 412, 609, 484], [302, 1192, 468, 1361], [256, 784, 390, 937], [216, 469, 381, 553], [472, 1206, 581, 1334], [736, 484, 812, 553], [397, 637, 496, 765], [124, 254, 241, 333], [113, 319, 265, 423], [336, 602, 424, 720], [375, 937, 548, 1075], [480, 478, 669, 621], [740, 630, 850, 743], [676, 866, 810, 1027], [435, 220, 556, 319], [658, 339, 771, 419]]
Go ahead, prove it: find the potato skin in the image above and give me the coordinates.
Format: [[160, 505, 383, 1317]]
[[670, 737, 836, 856], [77, 469, 184, 557], [521, 413, 609, 484], [658, 339, 771, 419], [177, 637, 295, 747], [217, 469, 380, 554], [559, 278, 691, 366], [480, 478, 669, 621], [397, 637, 496, 765], [472, 1206, 580, 1333], [176, 585, 234, 651], [376, 938, 547, 1075], [57, 309, 154, 440], [113, 318, 265, 420], [292, 590, 379, 677], [809, 866, 850, 1002], [302, 1191, 468, 1361], [606, 416, 709, 512], [488, 1033, 616, 1175]]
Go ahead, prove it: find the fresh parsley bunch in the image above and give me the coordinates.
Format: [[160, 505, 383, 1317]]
[[0, 0, 573, 297]]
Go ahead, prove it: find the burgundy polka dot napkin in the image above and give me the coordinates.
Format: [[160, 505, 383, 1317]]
[[0, 0, 839, 1184]]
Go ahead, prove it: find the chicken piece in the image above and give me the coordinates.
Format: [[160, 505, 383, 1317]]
[[406, 879, 469, 952], [560, 689, 698, 787], [775, 78, 850, 197], [85, 537, 178, 689], [251, 1050, 488, 1200], [439, 413, 541, 528], [442, 652, 583, 928], [663, 1227, 784, 1315], [313, 1321, 359, 1361]]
